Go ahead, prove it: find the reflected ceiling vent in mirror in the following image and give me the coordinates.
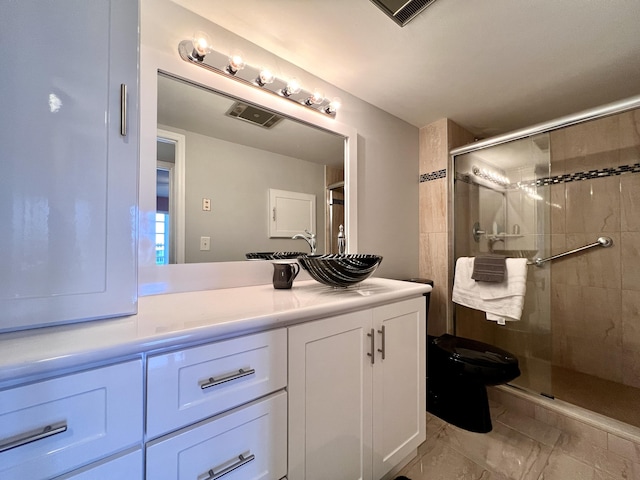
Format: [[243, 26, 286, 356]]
[[370, 0, 438, 26], [226, 102, 283, 129], [178, 33, 342, 117]]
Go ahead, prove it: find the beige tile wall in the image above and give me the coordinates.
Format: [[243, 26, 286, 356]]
[[418, 119, 474, 335], [549, 108, 640, 387]]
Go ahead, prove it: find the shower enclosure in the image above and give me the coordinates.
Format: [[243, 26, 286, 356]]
[[451, 99, 640, 428]]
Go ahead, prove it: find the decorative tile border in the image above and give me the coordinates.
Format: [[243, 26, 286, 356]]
[[420, 169, 447, 183], [454, 162, 640, 188], [533, 162, 640, 187]]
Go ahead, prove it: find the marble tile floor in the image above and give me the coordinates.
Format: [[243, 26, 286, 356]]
[[396, 397, 640, 479]]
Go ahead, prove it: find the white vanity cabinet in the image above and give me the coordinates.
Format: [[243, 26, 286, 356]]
[[0, 0, 139, 332], [0, 360, 144, 480], [145, 329, 288, 479], [288, 297, 426, 480]]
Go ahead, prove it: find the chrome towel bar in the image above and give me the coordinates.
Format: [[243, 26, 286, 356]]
[[528, 236, 613, 267]]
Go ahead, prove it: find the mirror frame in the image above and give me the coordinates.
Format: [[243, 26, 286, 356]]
[[138, 45, 358, 295]]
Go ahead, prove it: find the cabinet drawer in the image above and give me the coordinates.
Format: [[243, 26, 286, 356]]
[[146, 390, 287, 480], [54, 448, 143, 479], [146, 328, 287, 438], [0, 360, 143, 480]]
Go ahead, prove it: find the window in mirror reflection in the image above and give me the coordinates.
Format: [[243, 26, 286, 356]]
[[155, 212, 169, 265], [156, 155, 175, 265]]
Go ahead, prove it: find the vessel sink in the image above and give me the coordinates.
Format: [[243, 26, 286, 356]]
[[298, 254, 383, 287], [245, 252, 306, 260]]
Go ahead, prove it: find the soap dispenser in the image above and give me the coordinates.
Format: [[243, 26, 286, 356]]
[[338, 224, 346, 255]]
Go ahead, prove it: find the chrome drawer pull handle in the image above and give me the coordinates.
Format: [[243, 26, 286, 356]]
[[0, 422, 67, 453], [202, 453, 255, 480], [120, 83, 127, 136], [200, 368, 256, 390]]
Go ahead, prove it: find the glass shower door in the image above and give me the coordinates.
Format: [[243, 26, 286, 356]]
[[453, 133, 553, 397]]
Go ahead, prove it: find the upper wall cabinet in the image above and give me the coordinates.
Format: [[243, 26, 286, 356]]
[[0, 0, 139, 332]]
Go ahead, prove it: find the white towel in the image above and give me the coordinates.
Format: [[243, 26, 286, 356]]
[[452, 257, 528, 325]]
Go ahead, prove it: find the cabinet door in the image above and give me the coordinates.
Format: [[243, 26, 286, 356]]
[[372, 298, 426, 479], [0, 0, 139, 331], [288, 310, 373, 480]]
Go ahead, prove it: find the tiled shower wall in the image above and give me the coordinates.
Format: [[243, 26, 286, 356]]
[[419, 119, 474, 335], [549, 108, 640, 388]]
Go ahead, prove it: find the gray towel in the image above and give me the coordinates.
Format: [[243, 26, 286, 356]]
[[471, 255, 507, 282]]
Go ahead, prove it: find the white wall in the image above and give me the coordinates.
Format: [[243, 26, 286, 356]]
[[140, 0, 419, 291]]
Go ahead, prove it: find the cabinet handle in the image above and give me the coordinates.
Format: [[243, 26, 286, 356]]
[[199, 368, 256, 390], [202, 453, 255, 480], [120, 83, 127, 136], [0, 422, 67, 454], [377, 325, 386, 360], [367, 328, 375, 365]]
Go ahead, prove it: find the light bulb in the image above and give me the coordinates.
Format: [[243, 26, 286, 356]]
[[227, 51, 245, 75], [191, 31, 213, 61], [282, 78, 301, 97], [256, 68, 275, 86], [305, 89, 324, 106], [325, 97, 342, 114]]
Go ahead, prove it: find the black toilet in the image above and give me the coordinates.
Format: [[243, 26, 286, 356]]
[[410, 279, 521, 433]]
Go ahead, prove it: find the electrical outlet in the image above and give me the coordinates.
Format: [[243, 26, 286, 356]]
[[202, 198, 211, 211], [200, 236, 210, 251]]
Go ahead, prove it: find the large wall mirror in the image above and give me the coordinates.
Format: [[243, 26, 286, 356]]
[[155, 72, 347, 264]]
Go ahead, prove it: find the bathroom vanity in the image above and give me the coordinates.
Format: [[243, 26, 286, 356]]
[[0, 278, 429, 479]]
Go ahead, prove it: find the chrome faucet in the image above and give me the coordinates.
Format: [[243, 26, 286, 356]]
[[292, 229, 317, 254]]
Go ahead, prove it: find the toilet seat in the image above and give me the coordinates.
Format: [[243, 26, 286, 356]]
[[431, 334, 520, 385]]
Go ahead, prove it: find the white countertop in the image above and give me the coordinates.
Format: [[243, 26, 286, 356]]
[[0, 278, 431, 386]]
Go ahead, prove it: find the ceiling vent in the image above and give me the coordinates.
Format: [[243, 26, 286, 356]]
[[370, 0, 438, 27], [225, 102, 283, 129]]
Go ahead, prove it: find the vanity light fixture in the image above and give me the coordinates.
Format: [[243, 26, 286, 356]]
[[282, 78, 302, 97], [325, 97, 342, 115], [305, 89, 324, 106], [472, 165, 510, 187], [190, 31, 214, 61], [256, 68, 275, 86], [178, 33, 341, 117], [226, 51, 245, 75]]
